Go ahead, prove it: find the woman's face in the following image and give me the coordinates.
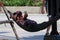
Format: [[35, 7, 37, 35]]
[[19, 16, 23, 20]]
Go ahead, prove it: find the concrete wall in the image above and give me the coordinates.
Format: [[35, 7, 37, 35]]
[[1, 6, 43, 14]]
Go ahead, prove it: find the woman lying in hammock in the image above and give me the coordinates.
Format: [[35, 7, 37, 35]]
[[7, 11, 60, 32]]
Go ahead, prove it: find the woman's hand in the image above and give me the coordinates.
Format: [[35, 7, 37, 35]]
[[16, 17, 20, 23], [41, 8, 45, 14]]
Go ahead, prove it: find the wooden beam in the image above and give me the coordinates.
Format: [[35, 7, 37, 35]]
[[0, 20, 13, 24]]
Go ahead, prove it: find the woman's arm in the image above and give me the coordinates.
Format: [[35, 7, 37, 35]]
[[41, 0, 45, 14]]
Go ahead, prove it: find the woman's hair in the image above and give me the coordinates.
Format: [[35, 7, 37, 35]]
[[13, 11, 22, 20], [13, 11, 22, 17], [13, 12, 16, 15], [16, 11, 22, 17]]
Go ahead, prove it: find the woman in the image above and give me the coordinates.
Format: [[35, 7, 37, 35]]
[[8, 10, 60, 32]]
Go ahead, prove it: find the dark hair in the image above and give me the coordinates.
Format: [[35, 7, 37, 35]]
[[16, 11, 22, 17], [13, 11, 22, 20], [13, 12, 16, 15], [13, 11, 22, 17]]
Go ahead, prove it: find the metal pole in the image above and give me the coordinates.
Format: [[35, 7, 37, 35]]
[[0, 20, 12, 24]]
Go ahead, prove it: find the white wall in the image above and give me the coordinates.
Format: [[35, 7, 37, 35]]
[[3, 6, 41, 14]]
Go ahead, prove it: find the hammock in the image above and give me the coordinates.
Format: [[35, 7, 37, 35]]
[[2, 6, 60, 32]]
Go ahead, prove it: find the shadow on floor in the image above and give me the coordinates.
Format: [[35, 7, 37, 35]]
[[0, 34, 44, 40]]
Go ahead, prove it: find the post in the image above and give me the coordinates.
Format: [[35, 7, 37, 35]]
[[0, 20, 13, 24]]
